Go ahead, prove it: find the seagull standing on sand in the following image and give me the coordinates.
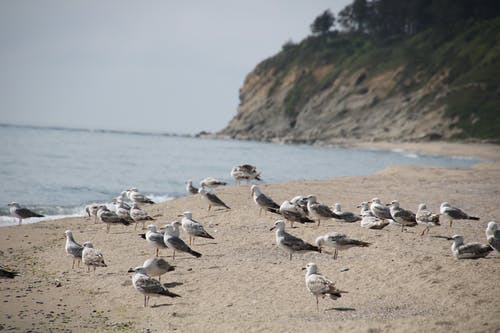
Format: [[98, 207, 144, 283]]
[[130, 203, 155, 230], [451, 235, 492, 259], [315, 232, 370, 260], [82, 242, 107, 273], [332, 203, 361, 223], [485, 221, 500, 253], [97, 205, 131, 233], [65, 230, 84, 269], [180, 211, 214, 246], [389, 200, 417, 232], [141, 258, 175, 282], [115, 201, 134, 225], [305, 262, 347, 312], [145, 224, 168, 257], [369, 198, 393, 221], [200, 177, 227, 188], [85, 204, 100, 224], [279, 200, 314, 228], [440, 202, 479, 227], [306, 195, 340, 227], [185, 180, 199, 195], [251, 185, 280, 215], [8, 202, 44, 225], [163, 224, 202, 260], [198, 187, 230, 211], [416, 203, 440, 235], [270, 220, 320, 260], [358, 202, 389, 229], [127, 188, 155, 205], [128, 266, 180, 307]]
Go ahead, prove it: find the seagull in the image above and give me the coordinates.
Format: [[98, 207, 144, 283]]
[[315, 232, 370, 259], [198, 187, 230, 211], [369, 198, 393, 221], [130, 203, 155, 230], [305, 262, 347, 312], [141, 258, 175, 282], [65, 230, 84, 269], [169, 220, 181, 238], [440, 202, 479, 227], [279, 200, 314, 228], [128, 266, 180, 307], [199, 177, 227, 188], [180, 211, 214, 246], [145, 224, 168, 257], [485, 221, 500, 253], [126, 188, 155, 205], [82, 242, 107, 273], [0, 267, 19, 279], [416, 203, 440, 235], [97, 205, 131, 233], [163, 224, 202, 260], [85, 204, 100, 224], [230, 164, 261, 184], [185, 180, 199, 195], [332, 203, 361, 223], [358, 202, 389, 229], [270, 220, 320, 260], [7, 202, 44, 225], [251, 185, 280, 215], [306, 195, 340, 227], [115, 201, 134, 225], [388, 200, 417, 232], [451, 235, 492, 259], [290, 195, 310, 216]]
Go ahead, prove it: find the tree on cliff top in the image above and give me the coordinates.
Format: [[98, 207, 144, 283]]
[[310, 9, 335, 35]]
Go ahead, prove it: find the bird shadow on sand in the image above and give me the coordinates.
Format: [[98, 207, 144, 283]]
[[150, 303, 174, 309], [326, 307, 356, 312], [163, 282, 183, 289]]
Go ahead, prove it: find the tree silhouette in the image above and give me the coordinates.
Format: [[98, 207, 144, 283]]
[[310, 9, 335, 35]]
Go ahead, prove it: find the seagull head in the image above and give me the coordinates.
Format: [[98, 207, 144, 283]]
[[418, 203, 427, 211], [357, 201, 368, 208], [440, 202, 450, 209], [389, 200, 399, 208], [315, 235, 326, 248], [198, 187, 207, 194], [270, 220, 286, 232], [7, 202, 20, 208], [371, 198, 381, 204], [164, 224, 174, 234], [305, 262, 318, 275], [127, 266, 145, 274], [147, 224, 157, 232], [306, 195, 317, 203], [83, 241, 94, 248], [451, 234, 464, 244], [182, 211, 192, 219], [250, 185, 260, 196], [334, 203, 341, 211], [64, 230, 73, 238], [487, 221, 497, 233]]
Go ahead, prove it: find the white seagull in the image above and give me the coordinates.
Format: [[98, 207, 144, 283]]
[[305, 262, 347, 312], [8, 202, 44, 225], [358, 202, 389, 229], [315, 232, 370, 260], [306, 195, 340, 227], [141, 258, 175, 282], [126, 188, 155, 205], [128, 266, 180, 307], [130, 203, 155, 230], [485, 221, 500, 253], [332, 203, 361, 223], [251, 185, 280, 215], [163, 224, 202, 260], [145, 224, 168, 257], [199, 177, 227, 188], [440, 202, 479, 227], [369, 198, 393, 221], [82, 242, 107, 273], [85, 204, 100, 224], [451, 235, 492, 259], [198, 187, 230, 211], [416, 203, 440, 235], [180, 211, 214, 246], [388, 200, 417, 232], [65, 230, 84, 269], [279, 200, 314, 228], [270, 220, 320, 260], [97, 205, 131, 233]]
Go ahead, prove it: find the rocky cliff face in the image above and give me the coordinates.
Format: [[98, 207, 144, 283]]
[[218, 64, 463, 144]]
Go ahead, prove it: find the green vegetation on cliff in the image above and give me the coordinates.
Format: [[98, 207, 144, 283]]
[[256, 8, 500, 142]]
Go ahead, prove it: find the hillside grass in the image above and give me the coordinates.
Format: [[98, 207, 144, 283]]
[[258, 18, 500, 141]]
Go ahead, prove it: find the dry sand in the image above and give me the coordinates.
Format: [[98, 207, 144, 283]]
[[1, 145, 500, 332]]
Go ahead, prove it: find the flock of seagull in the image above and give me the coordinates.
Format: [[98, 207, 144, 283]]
[[4, 162, 500, 311]]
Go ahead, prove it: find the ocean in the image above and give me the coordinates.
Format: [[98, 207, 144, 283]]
[[0, 124, 485, 226]]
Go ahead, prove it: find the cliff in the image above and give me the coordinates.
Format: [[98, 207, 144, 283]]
[[218, 18, 500, 144]]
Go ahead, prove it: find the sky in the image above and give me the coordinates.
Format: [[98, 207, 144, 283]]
[[0, 1, 350, 134]]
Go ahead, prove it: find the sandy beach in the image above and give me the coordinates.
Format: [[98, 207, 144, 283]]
[[1, 143, 500, 333]]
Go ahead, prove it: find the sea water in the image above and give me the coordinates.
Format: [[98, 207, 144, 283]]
[[0, 124, 484, 226]]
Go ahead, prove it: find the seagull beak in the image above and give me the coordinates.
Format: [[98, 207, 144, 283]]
[[127, 268, 135, 273], [386, 203, 391, 206], [301, 267, 306, 271], [269, 226, 276, 231], [356, 205, 361, 208], [177, 214, 183, 217]]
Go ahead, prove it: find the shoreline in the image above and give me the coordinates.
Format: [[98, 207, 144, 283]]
[[1, 161, 499, 332]]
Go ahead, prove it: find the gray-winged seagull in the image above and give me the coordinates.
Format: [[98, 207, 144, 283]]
[[8, 202, 44, 225], [82, 242, 107, 273], [65, 230, 84, 269], [416, 203, 440, 235], [306, 195, 340, 227], [486, 221, 500, 253], [305, 262, 347, 312], [128, 266, 180, 307], [389, 200, 417, 232], [440, 202, 479, 227], [451, 235, 492, 259], [163, 224, 202, 260], [315, 232, 370, 259], [251, 185, 280, 215], [270, 220, 320, 260], [198, 187, 230, 211], [180, 211, 214, 246]]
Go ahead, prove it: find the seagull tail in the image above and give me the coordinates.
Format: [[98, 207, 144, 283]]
[[188, 249, 202, 258], [469, 216, 480, 220], [160, 289, 181, 298]]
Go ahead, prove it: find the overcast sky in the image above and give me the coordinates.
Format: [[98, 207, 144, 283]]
[[0, 1, 350, 134]]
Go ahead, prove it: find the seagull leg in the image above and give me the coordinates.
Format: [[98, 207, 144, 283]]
[[289, 253, 292, 261], [208, 205, 211, 212], [401, 224, 404, 232], [106, 224, 110, 233], [156, 248, 159, 257], [334, 249, 338, 260], [316, 296, 319, 312], [143, 295, 147, 307], [449, 220, 453, 228], [420, 227, 426, 236], [317, 220, 321, 227], [72, 259, 75, 270], [173, 250, 176, 261]]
